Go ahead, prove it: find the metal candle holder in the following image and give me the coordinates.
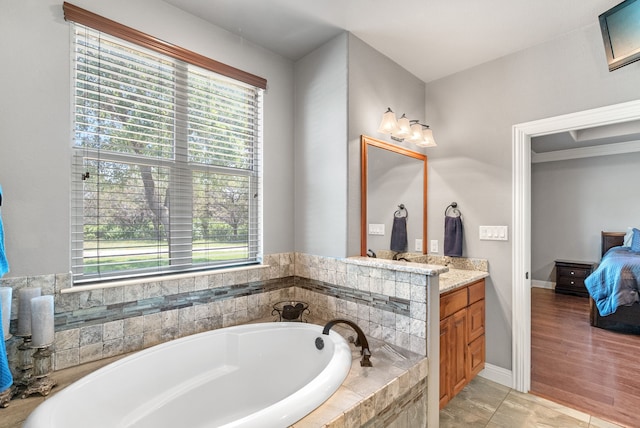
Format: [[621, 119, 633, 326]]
[[0, 387, 11, 408], [21, 344, 56, 398], [15, 335, 34, 391]]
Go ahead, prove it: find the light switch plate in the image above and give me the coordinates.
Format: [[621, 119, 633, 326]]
[[430, 240, 438, 253], [479, 225, 508, 241], [368, 224, 385, 235]]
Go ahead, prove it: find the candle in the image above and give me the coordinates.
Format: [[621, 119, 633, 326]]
[[16, 287, 41, 337], [0, 287, 11, 340], [30, 295, 54, 348]]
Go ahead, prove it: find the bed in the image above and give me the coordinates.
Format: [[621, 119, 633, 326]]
[[587, 231, 640, 333]]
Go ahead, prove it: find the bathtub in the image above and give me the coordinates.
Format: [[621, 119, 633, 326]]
[[24, 322, 352, 428]]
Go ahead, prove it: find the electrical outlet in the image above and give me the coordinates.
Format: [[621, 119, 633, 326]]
[[430, 240, 438, 253], [415, 239, 422, 252]]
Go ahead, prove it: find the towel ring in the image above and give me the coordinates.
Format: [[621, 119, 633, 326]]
[[445, 202, 461, 217], [394, 204, 408, 218]]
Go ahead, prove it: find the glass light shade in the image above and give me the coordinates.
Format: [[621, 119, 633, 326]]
[[408, 121, 424, 143], [422, 127, 437, 147], [377, 108, 399, 135], [393, 114, 411, 139]]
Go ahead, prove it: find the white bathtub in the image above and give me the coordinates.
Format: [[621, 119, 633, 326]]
[[24, 322, 352, 428]]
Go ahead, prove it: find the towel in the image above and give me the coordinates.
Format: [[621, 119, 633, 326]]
[[0, 185, 8, 277], [0, 303, 12, 393], [444, 215, 463, 257], [390, 216, 408, 252]]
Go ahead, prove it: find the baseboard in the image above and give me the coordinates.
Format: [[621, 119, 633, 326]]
[[531, 280, 554, 290], [478, 363, 513, 389]]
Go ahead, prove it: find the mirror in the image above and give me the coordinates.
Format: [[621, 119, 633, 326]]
[[360, 135, 427, 256]]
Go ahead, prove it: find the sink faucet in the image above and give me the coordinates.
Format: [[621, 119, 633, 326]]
[[322, 319, 372, 367]]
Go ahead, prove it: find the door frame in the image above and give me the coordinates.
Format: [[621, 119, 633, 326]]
[[511, 99, 640, 392]]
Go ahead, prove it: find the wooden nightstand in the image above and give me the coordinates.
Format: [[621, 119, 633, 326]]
[[554, 259, 596, 297]]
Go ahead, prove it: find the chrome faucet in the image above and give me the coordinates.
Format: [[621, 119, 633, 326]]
[[322, 319, 372, 367]]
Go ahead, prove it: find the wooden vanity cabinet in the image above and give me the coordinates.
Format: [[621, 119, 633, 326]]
[[439, 279, 485, 409]]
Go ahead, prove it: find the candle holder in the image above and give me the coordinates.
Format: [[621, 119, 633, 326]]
[[0, 385, 13, 408], [14, 335, 34, 391], [20, 294, 56, 398], [21, 345, 56, 398]]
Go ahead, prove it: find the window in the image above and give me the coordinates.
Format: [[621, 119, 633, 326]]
[[67, 8, 265, 284]]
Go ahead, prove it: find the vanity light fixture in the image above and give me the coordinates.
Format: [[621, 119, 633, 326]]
[[377, 107, 437, 147]]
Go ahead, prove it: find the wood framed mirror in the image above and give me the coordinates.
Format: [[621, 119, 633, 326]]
[[360, 135, 427, 256]]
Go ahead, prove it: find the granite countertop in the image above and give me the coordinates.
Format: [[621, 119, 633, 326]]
[[344, 256, 448, 276], [345, 255, 488, 294], [438, 268, 489, 294]]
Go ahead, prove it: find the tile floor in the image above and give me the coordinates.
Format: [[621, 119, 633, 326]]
[[2, 358, 628, 428], [440, 376, 626, 428]]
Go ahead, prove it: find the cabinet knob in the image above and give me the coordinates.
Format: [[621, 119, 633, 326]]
[[570, 271, 575, 275], [570, 281, 575, 285]]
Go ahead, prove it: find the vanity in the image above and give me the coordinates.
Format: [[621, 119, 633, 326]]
[[439, 276, 486, 408], [414, 255, 488, 409], [359, 134, 488, 413]]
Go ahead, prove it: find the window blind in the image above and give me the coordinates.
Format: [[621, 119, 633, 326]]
[[71, 24, 263, 284]]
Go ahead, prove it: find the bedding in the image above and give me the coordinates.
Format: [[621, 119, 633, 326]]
[[585, 246, 640, 316]]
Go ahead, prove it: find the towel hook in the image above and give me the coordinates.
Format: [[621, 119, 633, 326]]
[[394, 204, 408, 218], [445, 202, 461, 217]]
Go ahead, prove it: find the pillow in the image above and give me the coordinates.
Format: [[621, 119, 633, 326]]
[[632, 228, 640, 252], [624, 227, 634, 247]]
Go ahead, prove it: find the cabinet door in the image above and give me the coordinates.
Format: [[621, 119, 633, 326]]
[[468, 335, 485, 378], [439, 318, 452, 409], [450, 309, 468, 396], [468, 299, 485, 342]]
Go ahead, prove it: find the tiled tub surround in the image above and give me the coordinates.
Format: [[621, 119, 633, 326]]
[[290, 326, 429, 428], [0, 252, 472, 426]]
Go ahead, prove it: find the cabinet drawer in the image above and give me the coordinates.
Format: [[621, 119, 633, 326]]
[[557, 266, 590, 279], [557, 276, 586, 288], [440, 288, 467, 319], [468, 280, 485, 304]]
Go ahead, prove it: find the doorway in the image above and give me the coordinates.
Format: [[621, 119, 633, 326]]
[[511, 99, 640, 392]]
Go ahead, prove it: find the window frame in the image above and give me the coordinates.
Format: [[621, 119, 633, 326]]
[[65, 3, 266, 285]]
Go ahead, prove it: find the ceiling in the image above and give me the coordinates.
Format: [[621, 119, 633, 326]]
[[164, 0, 621, 83], [164, 0, 638, 154], [532, 120, 640, 153]]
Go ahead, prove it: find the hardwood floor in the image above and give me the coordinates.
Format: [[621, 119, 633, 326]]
[[531, 287, 640, 428]]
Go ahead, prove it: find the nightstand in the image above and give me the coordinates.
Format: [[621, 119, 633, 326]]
[[554, 259, 596, 297]]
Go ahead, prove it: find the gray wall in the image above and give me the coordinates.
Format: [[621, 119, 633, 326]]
[[293, 33, 349, 257], [0, 0, 295, 277], [424, 22, 640, 370], [347, 34, 426, 257], [293, 33, 426, 258], [532, 151, 640, 282]]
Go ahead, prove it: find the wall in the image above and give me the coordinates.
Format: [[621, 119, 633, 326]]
[[293, 33, 426, 259], [293, 33, 348, 257], [531, 151, 640, 282], [0, 0, 295, 278], [346, 34, 426, 257], [424, 23, 640, 370]]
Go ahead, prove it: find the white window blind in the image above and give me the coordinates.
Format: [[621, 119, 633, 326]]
[[71, 24, 263, 284]]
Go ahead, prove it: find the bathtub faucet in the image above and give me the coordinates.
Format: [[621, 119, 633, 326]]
[[322, 319, 372, 367]]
